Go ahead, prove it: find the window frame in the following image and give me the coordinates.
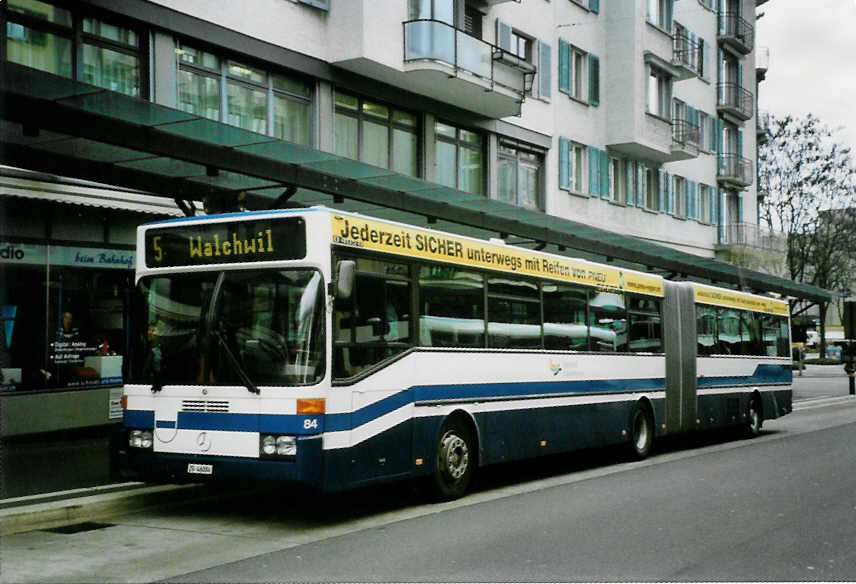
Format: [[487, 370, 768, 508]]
[[497, 139, 545, 211]]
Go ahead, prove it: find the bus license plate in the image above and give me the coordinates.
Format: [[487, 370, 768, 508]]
[[187, 463, 213, 475]]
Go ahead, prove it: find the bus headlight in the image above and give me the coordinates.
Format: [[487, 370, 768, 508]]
[[262, 435, 277, 456], [260, 435, 297, 459], [276, 436, 297, 456], [129, 430, 153, 449]]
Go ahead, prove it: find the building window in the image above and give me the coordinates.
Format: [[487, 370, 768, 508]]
[[571, 46, 587, 100], [645, 166, 658, 210], [699, 184, 711, 223], [571, 142, 586, 193], [647, 0, 673, 32], [435, 121, 483, 195], [672, 175, 686, 217], [498, 141, 543, 210], [4, 0, 143, 97], [646, 65, 672, 119], [698, 112, 709, 152], [177, 43, 312, 145], [334, 91, 419, 176], [608, 157, 624, 203]]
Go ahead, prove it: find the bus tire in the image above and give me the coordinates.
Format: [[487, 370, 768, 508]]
[[430, 416, 475, 501], [630, 403, 654, 460], [745, 394, 763, 437]]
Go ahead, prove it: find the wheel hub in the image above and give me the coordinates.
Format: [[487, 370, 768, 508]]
[[440, 433, 469, 480]]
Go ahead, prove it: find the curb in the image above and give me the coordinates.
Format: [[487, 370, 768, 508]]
[[0, 483, 205, 536]]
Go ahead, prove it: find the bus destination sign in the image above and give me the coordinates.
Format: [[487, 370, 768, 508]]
[[145, 218, 306, 268]]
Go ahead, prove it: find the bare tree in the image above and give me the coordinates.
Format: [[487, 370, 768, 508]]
[[758, 114, 856, 351]]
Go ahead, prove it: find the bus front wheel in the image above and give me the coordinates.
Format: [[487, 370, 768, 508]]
[[630, 403, 654, 459], [430, 417, 475, 501], [745, 395, 763, 437]]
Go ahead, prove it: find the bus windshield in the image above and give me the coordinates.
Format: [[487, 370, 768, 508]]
[[129, 269, 325, 387]]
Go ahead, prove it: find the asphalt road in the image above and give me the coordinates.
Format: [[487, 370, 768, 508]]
[[3, 367, 855, 583]]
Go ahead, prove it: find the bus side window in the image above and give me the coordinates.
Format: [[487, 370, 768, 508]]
[[333, 257, 411, 379]]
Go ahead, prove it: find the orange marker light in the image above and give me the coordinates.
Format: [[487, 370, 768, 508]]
[[121, 395, 128, 410], [297, 398, 326, 414]]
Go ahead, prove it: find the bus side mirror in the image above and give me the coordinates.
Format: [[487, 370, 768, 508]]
[[334, 260, 355, 301]]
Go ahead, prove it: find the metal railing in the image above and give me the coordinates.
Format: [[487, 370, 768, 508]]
[[717, 154, 753, 186], [403, 19, 529, 96], [672, 118, 701, 148], [717, 82, 754, 120], [672, 31, 702, 76], [756, 110, 771, 140], [719, 222, 786, 252], [718, 12, 754, 54]]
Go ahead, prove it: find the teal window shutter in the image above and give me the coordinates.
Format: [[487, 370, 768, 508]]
[[690, 181, 698, 218], [558, 38, 570, 93], [709, 115, 717, 151], [559, 137, 570, 189], [600, 150, 609, 199], [539, 40, 552, 100], [589, 0, 599, 14], [496, 20, 512, 52], [589, 54, 600, 106], [737, 128, 743, 158], [658, 170, 666, 211], [666, 0, 674, 32], [637, 165, 645, 207], [737, 193, 743, 222], [589, 146, 600, 197], [717, 0, 725, 35]]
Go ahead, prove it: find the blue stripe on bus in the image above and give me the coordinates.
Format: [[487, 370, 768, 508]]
[[124, 364, 790, 434], [125, 409, 154, 428], [698, 364, 791, 388]]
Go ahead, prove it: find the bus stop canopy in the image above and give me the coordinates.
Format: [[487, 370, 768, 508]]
[[0, 62, 836, 305]]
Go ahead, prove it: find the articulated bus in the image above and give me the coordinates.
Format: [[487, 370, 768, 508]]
[[120, 207, 792, 499]]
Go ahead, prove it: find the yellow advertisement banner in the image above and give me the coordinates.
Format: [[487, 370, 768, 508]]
[[332, 215, 664, 297], [693, 283, 789, 316]]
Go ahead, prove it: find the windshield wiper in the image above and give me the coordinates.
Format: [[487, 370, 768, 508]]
[[213, 325, 260, 395]]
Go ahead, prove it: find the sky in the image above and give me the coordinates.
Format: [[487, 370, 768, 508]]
[[756, 0, 856, 150]]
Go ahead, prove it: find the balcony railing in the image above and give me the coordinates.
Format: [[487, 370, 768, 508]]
[[717, 82, 753, 121], [719, 222, 786, 252], [717, 154, 753, 187], [672, 118, 701, 148], [718, 12, 754, 54], [672, 32, 702, 78], [403, 19, 531, 96]]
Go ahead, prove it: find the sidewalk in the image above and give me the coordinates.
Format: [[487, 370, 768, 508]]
[[0, 482, 206, 536]]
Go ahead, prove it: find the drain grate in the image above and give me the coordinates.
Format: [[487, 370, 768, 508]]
[[44, 522, 113, 534]]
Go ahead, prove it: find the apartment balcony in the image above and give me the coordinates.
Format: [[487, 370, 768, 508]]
[[671, 118, 700, 160], [717, 222, 786, 253], [717, 154, 753, 188], [718, 12, 754, 55], [757, 110, 771, 144], [402, 19, 534, 118], [717, 82, 753, 122], [672, 32, 702, 80]]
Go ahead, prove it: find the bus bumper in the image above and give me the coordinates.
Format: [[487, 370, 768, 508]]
[[118, 434, 324, 489]]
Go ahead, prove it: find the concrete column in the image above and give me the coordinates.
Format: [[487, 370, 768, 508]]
[[316, 80, 334, 152], [423, 113, 436, 182], [152, 32, 177, 108]]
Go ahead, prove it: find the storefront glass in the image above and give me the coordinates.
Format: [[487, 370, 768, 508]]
[[0, 242, 134, 392]]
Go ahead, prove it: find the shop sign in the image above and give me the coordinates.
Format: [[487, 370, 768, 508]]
[[0, 242, 135, 270]]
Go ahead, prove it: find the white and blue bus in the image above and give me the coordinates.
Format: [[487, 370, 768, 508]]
[[120, 207, 792, 499]]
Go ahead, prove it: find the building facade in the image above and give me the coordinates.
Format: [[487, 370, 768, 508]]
[[0, 0, 765, 445]]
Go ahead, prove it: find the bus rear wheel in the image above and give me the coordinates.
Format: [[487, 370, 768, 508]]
[[630, 404, 654, 459], [430, 417, 475, 501]]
